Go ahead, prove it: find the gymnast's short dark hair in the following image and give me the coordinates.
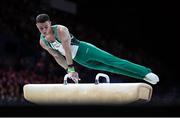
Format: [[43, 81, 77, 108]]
[[36, 14, 50, 23]]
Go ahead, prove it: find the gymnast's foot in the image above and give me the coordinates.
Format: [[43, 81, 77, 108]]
[[143, 72, 159, 85]]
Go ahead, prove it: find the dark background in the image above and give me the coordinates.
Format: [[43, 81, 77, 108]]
[[0, 0, 179, 116]]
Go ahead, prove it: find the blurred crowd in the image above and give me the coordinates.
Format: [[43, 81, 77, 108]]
[[0, 0, 179, 106]]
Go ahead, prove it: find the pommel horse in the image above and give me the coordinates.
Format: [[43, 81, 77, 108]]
[[23, 73, 153, 105]]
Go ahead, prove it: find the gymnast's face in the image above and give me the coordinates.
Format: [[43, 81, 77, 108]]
[[36, 21, 52, 36]]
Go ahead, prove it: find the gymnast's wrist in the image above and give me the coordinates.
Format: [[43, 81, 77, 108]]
[[67, 64, 75, 73]]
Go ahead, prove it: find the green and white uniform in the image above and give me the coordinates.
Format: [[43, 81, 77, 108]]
[[40, 25, 80, 59], [40, 25, 151, 80]]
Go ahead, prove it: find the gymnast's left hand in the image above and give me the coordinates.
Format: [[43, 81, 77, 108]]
[[68, 72, 81, 83]]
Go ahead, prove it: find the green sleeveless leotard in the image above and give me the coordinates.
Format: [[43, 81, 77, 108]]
[[40, 25, 80, 59]]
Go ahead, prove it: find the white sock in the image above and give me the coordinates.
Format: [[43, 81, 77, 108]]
[[143, 72, 159, 85]]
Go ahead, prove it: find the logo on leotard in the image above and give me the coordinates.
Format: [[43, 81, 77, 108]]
[[52, 41, 61, 48]]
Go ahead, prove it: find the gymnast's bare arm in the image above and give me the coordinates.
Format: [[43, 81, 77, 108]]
[[39, 39, 68, 70], [57, 25, 73, 66], [57, 25, 80, 81]]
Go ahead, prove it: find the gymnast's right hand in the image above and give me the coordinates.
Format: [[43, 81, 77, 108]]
[[67, 72, 81, 83]]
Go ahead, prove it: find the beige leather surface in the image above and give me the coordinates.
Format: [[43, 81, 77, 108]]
[[23, 83, 152, 105]]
